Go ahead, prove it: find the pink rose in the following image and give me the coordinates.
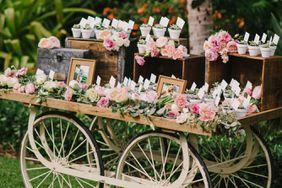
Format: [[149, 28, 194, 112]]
[[118, 31, 128, 39], [156, 37, 168, 48], [103, 38, 116, 51], [16, 67, 28, 77], [160, 48, 169, 57], [38, 38, 52, 49], [226, 41, 237, 53], [175, 94, 188, 109], [164, 44, 176, 58], [177, 45, 188, 56], [247, 105, 259, 115], [172, 48, 184, 60], [64, 87, 73, 101], [199, 103, 216, 122], [79, 83, 88, 90], [203, 41, 211, 50], [95, 85, 105, 96], [58, 82, 66, 88], [243, 87, 252, 96], [48, 36, 61, 48], [100, 30, 112, 40], [205, 49, 219, 61], [208, 35, 220, 51], [140, 90, 158, 103], [97, 97, 110, 108], [218, 31, 232, 43], [151, 47, 159, 57], [135, 55, 145, 66], [4, 68, 17, 77], [252, 85, 262, 100], [25, 83, 36, 94], [146, 41, 157, 51], [190, 103, 200, 114], [166, 111, 179, 119]]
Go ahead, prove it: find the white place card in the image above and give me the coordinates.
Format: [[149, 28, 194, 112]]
[[261, 33, 267, 43], [109, 76, 116, 88], [95, 17, 102, 25], [231, 99, 240, 111], [144, 79, 150, 90], [171, 74, 176, 79], [190, 82, 197, 91], [245, 81, 252, 90], [117, 82, 121, 88], [234, 86, 241, 96], [48, 70, 55, 80], [88, 16, 96, 28], [269, 36, 273, 44], [123, 77, 128, 86], [145, 34, 152, 42], [176, 17, 185, 29], [273, 34, 280, 45], [128, 78, 132, 87], [79, 18, 88, 28], [117, 20, 123, 28], [96, 75, 101, 86], [150, 74, 157, 83], [138, 75, 144, 84], [128, 20, 135, 30], [160, 17, 169, 27], [122, 21, 129, 31], [254, 34, 260, 45], [215, 96, 221, 106], [138, 84, 143, 92], [243, 95, 251, 108], [221, 80, 228, 91], [102, 18, 111, 28], [243, 32, 250, 42], [204, 83, 209, 92], [212, 89, 218, 99], [130, 81, 136, 91], [111, 19, 119, 28], [197, 88, 205, 99], [148, 16, 154, 26], [36, 69, 44, 75]]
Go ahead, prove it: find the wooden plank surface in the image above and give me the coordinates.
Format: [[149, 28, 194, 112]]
[[0, 92, 211, 136], [229, 53, 282, 61]]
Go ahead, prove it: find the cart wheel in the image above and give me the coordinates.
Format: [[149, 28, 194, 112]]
[[20, 111, 104, 188], [195, 126, 272, 188], [116, 131, 211, 187]]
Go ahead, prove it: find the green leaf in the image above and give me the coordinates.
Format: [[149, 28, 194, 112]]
[[4, 8, 15, 36], [54, 0, 64, 25], [3, 39, 22, 56], [29, 21, 52, 39]]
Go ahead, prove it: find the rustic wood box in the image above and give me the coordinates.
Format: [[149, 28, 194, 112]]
[[133, 53, 205, 88], [65, 37, 126, 85], [205, 53, 282, 111]]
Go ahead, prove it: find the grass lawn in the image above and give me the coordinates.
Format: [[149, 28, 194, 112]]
[[0, 156, 23, 187]]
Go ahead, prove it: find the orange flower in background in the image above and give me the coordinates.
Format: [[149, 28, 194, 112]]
[[108, 13, 114, 20], [237, 17, 245, 28], [138, 3, 148, 14], [103, 7, 111, 15], [133, 24, 139, 30], [143, 17, 149, 24], [169, 16, 177, 25], [153, 7, 161, 13], [213, 10, 222, 19], [131, 31, 137, 37], [168, 7, 173, 14]]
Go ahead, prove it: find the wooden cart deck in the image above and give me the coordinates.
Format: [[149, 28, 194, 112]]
[[1, 91, 282, 136]]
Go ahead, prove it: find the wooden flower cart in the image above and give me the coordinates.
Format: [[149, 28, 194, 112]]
[[1, 91, 281, 188]]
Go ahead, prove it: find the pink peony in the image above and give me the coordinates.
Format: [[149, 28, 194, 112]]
[[100, 30, 112, 40], [156, 37, 168, 48], [199, 103, 216, 122], [226, 40, 237, 53], [164, 44, 176, 58], [190, 103, 200, 114], [175, 94, 188, 109], [205, 48, 219, 61], [48, 36, 61, 48], [38, 38, 52, 49], [218, 31, 232, 43], [97, 97, 110, 108], [151, 47, 159, 57], [160, 48, 169, 57], [118, 31, 128, 39], [103, 38, 116, 51], [252, 85, 262, 100], [4, 68, 17, 77], [25, 83, 36, 94], [177, 45, 188, 56], [172, 48, 184, 60], [95, 85, 105, 96], [140, 90, 158, 103], [166, 111, 179, 119], [146, 41, 157, 51], [64, 87, 73, 101], [16, 67, 28, 77], [247, 105, 259, 115], [135, 55, 145, 66], [58, 82, 66, 88], [79, 83, 88, 90], [208, 35, 220, 51], [243, 87, 252, 96]]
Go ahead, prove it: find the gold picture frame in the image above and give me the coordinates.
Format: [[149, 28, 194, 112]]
[[156, 75, 187, 96], [68, 58, 96, 86]]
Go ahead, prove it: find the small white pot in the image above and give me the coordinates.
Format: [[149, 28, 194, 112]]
[[260, 47, 271, 58], [90, 29, 95, 38], [140, 27, 151, 37], [95, 29, 103, 40], [237, 43, 248, 54], [248, 45, 259, 56], [153, 27, 166, 38], [168, 28, 181, 39], [270, 46, 277, 56], [137, 43, 146, 54], [71, 28, 81, 38], [81, 29, 92, 39], [235, 108, 247, 119]]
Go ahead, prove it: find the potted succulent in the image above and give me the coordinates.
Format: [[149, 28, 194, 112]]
[[168, 24, 181, 39], [81, 24, 92, 39], [94, 24, 105, 40], [259, 43, 271, 58], [140, 24, 151, 37], [270, 42, 277, 56], [137, 39, 146, 54], [234, 34, 248, 55], [71, 24, 81, 38], [223, 87, 235, 103], [248, 41, 260, 56], [152, 24, 166, 38], [185, 88, 199, 99]]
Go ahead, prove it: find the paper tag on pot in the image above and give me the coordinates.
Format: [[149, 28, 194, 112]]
[[190, 82, 197, 91], [128, 20, 135, 30], [122, 21, 129, 31], [273, 34, 280, 45], [112, 19, 119, 28], [150, 73, 156, 83], [243, 95, 251, 108], [49, 70, 55, 80], [254, 34, 260, 45], [231, 99, 240, 111], [220, 80, 228, 91], [234, 86, 241, 96], [171, 74, 176, 79], [138, 75, 144, 84], [176, 17, 185, 29], [212, 89, 218, 99], [204, 83, 209, 92], [215, 96, 221, 106], [144, 79, 150, 90], [88, 16, 96, 28], [123, 77, 128, 86], [96, 76, 101, 86], [95, 17, 102, 25], [261, 33, 267, 43], [130, 81, 136, 91], [128, 78, 132, 87], [245, 81, 252, 90], [36, 69, 44, 75], [102, 18, 111, 28], [160, 17, 169, 27], [148, 16, 154, 26], [197, 88, 205, 99], [138, 84, 143, 92], [243, 32, 250, 42], [109, 76, 116, 88], [145, 34, 152, 42], [79, 18, 88, 28]]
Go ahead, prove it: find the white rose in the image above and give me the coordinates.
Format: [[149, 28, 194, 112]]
[[43, 81, 59, 92], [36, 73, 47, 85], [86, 88, 100, 102], [115, 38, 124, 47], [7, 77, 19, 88], [0, 75, 7, 86], [176, 113, 188, 124], [69, 80, 79, 89], [171, 104, 180, 112], [123, 39, 130, 47]]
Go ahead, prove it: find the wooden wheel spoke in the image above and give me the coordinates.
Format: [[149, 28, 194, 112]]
[[35, 170, 52, 188], [29, 170, 52, 182], [239, 169, 268, 178], [129, 151, 154, 180]]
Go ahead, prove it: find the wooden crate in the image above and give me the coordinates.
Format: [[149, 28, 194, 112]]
[[133, 53, 205, 88], [65, 37, 126, 85], [205, 53, 282, 111]]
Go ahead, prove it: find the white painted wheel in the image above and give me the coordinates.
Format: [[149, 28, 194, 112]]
[[116, 131, 211, 187], [195, 126, 272, 188], [20, 111, 104, 188]]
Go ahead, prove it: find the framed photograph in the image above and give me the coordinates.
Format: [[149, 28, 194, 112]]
[[68, 58, 96, 86], [157, 75, 187, 96]]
